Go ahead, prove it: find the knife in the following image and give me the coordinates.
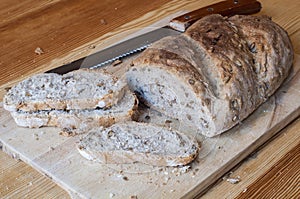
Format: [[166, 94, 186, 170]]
[[48, 0, 261, 74]]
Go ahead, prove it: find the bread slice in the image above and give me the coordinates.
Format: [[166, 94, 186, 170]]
[[3, 69, 126, 112], [126, 15, 293, 137], [77, 121, 199, 166], [10, 89, 138, 135]]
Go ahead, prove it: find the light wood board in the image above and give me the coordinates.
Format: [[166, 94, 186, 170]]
[[0, 53, 299, 198]]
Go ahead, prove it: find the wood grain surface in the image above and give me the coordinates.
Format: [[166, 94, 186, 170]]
[[202, 117, 300, 199], [0, 0, 299, 198]]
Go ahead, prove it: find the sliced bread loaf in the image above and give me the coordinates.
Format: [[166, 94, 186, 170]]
[[126, 14, 293, 137], [10, 89, 138, 135], [3, 69, 126, 112], [77, 121, 199, 166]]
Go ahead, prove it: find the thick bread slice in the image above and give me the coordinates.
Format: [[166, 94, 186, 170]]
[[77, 121, 199, 166], [10, 89, 138, 134], [3, 69, 126, 112], [126, 15, 293, 137]]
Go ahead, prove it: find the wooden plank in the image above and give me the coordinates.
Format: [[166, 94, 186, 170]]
[[202, 117, 300, 199], [0, 0, 221, 99], [0, 151, 69, 198], [0, 53, 299, 198], [0, 0, 173, 96]]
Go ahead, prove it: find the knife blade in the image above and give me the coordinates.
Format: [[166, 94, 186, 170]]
[[48, 0, 261, 74]]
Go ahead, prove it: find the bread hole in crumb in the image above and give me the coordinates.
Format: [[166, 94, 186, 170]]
[[186, 114, 192, 121], [204, 98, 211, 106], [25, 91, 32, 97], [188, 79, 195, 85], [107, 130, 115, 138], [145, 115, 150, 121], [200, 118, 209, 128], [97, 82, 104, 87], [230, 99, 240, 111]]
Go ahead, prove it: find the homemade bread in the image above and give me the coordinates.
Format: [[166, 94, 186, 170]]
[[77, 121, 199, 166], [10, 89, 138, 135], [3, 69, 126, 112], [126, 14, 293, 137]]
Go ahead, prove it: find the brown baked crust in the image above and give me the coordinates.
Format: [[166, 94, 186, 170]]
[[228, 15, 294, 98], [128, 14, 294, 137]]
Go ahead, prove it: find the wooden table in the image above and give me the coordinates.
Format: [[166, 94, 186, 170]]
[[0, 0, 299, 198]]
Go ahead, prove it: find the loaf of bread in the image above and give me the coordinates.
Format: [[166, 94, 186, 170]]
[[77, 121, 199, 166], [10, 89, 138, 135], [126, 14, 293, 137], [3, 69, 126, 112]]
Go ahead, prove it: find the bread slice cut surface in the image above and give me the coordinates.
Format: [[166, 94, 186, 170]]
[[78, 121, 200, 166], [10, 89, 138, 135], [3, 69, 126, 112]]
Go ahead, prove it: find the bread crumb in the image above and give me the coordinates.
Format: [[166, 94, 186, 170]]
[[34, 47, 44, 55], [109, 193, 115, 198], [112, 59, 122, 66], [100, 19, 107, 25], [226, 176, 241, 184], [4, 87, 11, 92], [172, 165, 191, 176], [59, 128, 76, 137], [130, 195, 137, 199]]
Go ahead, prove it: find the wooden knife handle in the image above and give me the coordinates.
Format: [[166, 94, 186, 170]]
[[169, 0, 262, 32]]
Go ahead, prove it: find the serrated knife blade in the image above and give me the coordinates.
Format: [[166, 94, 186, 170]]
[[48, 0, 261, 74], [85, 27, 181, 69]]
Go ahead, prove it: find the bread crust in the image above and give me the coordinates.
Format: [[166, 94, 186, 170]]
[[127, 14, 294, 137]]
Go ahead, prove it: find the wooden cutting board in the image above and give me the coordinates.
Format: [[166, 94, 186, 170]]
[[0, 49, 299, 199]]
